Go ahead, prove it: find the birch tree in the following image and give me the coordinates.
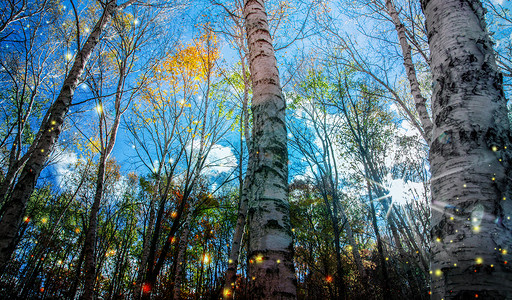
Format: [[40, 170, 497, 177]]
[[422, 0, 512, 298], [0, 0, 136, 270], [243, 0, 296, 298]]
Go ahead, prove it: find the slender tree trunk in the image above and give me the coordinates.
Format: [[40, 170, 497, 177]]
[[385, 0, 432, 143], [366, 179, 392, 299], [319, 187, 346, 299], [244, 0, 296, 298], [0, 0, 118, 270], [223, 53, 251, 299], [134, 191, 157, 300], [422, 0, 512, 298], [223, 169, 250, 299], [172, 213, 192, 300], [81, 153, 108, 300]]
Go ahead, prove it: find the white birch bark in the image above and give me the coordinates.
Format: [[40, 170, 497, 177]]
[[243, 0, 296, 298], [422, 0, 512, 298], [385, 0, 433, 143]]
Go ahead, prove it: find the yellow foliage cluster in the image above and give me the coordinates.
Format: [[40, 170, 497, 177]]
[[153, 31, 219, 95], [134, 30, 220, 122]]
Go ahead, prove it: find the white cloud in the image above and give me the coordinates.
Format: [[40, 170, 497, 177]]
[[203, 144, 237, 176], [53, 151, 78, 187]]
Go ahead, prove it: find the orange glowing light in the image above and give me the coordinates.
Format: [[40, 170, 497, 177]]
[[40, 287, 44, 292], [142, 283, 151, 293], [475, 294, 479, 298], [24, 216, 30, 223], [171, 211, 177, 218], [326, 275, 333, 283], [171, 237, 176, 243]]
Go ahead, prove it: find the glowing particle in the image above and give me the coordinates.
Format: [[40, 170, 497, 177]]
[[491, 264, 494, 267], [492, 146, 498, 152], [65, 53, 73, 60], [385, 257, 389, 261], [96, 105, 102, 113], [434, 269, 442, 277], [476, 257, 483, 264], [326, 275, 333, 283], [450, 217, 454, 220], [276, 259, 281, 264], [41, 217, 48, 224], [41, 149, 44, 153], [463, 184, 467, 188], [450, 240, 453, 243], [51, 120, 56, 125], [473, 226, 481, 233], [171, 211, 177, 218], [492, 177, 496, 181], [75, 228, 80, 234], [256, 255, 263, 263], [504, 197, 507, 201], [436, 237, 441, 242], [23, 216, 30, 223], [228, 259, 233, 264], [454, 263, 457, 267], [503, 249, 508, 255], [58, 260, 62, 265], [134, 19, 139, 25], [223, 289, 231, 297]]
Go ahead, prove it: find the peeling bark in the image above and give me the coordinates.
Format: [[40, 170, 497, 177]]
[[422, 0, 512, 298], [244, 0, 296, 298]]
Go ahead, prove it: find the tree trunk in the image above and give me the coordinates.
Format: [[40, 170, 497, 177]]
[[243, 0, 296, 298], [421, 0, 512, 298], [172, 213, 192, 300], [81, 153, 107, 300], [385, 0, 432, 143], [223, 167, 250, 299], [0, 0, 117, 270], [366, 179, 392, 299], [134, 191, 157, 300]]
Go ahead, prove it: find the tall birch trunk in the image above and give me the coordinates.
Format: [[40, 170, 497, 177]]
[[0, 0, 118, 270], [243, 0, 296, 298], [421, 0, 512, 298], [385, 0, 433, 143]]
